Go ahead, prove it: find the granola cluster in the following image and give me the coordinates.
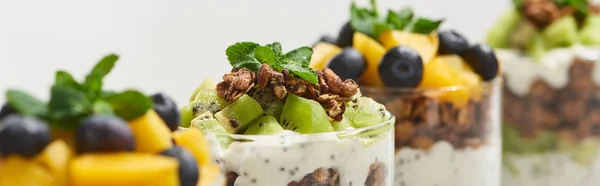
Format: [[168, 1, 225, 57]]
[[362, 87, 494, 150], [503, 58, 600, 142], [216, 64, 359, 121], [521, 0, 600, 28]]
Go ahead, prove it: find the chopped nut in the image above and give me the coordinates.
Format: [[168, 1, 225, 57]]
[[410, 135, 434, 150], [216, 68, 256, 103], [226, 172, 238, 186], [257, 64, 287, 99], [317, 94, 349, 121], [365, 162, 387, 186], [523, 0, 561, 28], [395, 121, 416, 145], [289, 168, 339, 186]]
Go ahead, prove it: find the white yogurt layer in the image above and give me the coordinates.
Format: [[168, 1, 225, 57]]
[[502, 151, 600, 186], [207, 130, 394, 186], [498, 46, 600, 96], [394, 140, 501, 186]]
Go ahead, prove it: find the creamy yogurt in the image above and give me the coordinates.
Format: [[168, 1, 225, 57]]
[[499, 46, 600, 96], [206, 129, 394, 186]]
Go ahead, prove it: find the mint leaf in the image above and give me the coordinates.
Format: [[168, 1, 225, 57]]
[[83, 54, 118, 99], [48, 85, 91, 119], [55, 71, 82, 89], [254, 45, 277, 67], [350, 2, 380, 37], [5, 89, 47, 117], [387, 8, 414, 30], [267, 42, 285, 62], [405, 18, 443, 34], [92, 100, 114, 115], [285, 47, 313, 66], [105, 90, 152, 121], [281, 63, 318, 84], [226, 42, 262, 71]]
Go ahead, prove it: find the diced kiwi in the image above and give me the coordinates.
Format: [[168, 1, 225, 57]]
[[189, 78, 217, 102], [332, 117, 354, 131], [191, 89, 228, 117], [508, 21, 538, 49], [244, 115, 284, 135], [250, 89, 284, 120], [350, 97, 386, 128], [502, 123, 557, 154], [579, 15, 600, 46], [191, 112, 228, 134], [214, 95, 264, 134], [526, 33, 546, 61], [542, 15, 578, 49], [179, 104, 194, 128], [487, 9, 521, 48], [280, 94, 334, 134]]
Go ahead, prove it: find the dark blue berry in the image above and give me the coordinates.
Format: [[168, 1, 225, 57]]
[[160, 146, 200, 186], [75, 115, 135, 154], [437, 30, 470, 55], [0, 115, 51, 157], [151, 93, 180, 132], [378, 46, 424, 88], [327, 47, 366, 81], [460, 44, 499, 81]]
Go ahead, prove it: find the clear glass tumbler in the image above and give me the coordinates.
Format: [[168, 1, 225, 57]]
[[361, 78, 502, 186]]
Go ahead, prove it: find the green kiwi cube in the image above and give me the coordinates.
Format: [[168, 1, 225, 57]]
[[214, 94, 264, 133], [244, 115, 284, 135], [280, 94, 334, 134]]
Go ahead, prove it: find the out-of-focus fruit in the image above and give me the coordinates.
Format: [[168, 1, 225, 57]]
[[172, 128, 211, 166], [151, 93, 180, 132], [280, 94, 334, 134], [526, 33, 546, 61], [244, 115, 284, 135], [129, 110, 173, 153], [437, 30, 470, 55], [542, 15, 578, 49], [0, 115, 51, 157], [199, 164, 221, 186], [317, 35, 337, 45], [353, 32, 387, 86], [378, 30, 439, 63], [460, 44, 499, 81], [337, 21, 355, 48], [190, 78, 217, 102], [378, 46, 424, 88], [75, 115, 135, 154], [0, 103, 15, 121], [179, 104, 194, 128], [419, 56, 470, 107], [0, 156, 57, 186], [327, 47, 367, 81], [214, 95, 264, 133], [35, 140, 72, 185], [160, 146, 199, 186], [487, 9, 521, 48], [579, 15, 600, 46], [192, 89, 228, 116], [310, 42, 342, 70], [191, 112, 228, 134], [69, 153, 179, 186]]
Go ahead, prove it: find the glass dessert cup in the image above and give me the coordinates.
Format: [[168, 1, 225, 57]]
[[200, 114, 395, 186], [361, 78, 502, 186], [500, 47, 600, 186]]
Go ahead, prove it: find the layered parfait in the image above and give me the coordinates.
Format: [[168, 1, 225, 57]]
[[0, 54, 222, 186], [487, 0, 600, 185], [310, 0, 502, 185], [179, 41, 395, 186]]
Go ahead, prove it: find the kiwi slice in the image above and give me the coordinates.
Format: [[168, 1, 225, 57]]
[[179, 104, 194, 128], [526, 33, 546, 61], [487, 9, 521, 48], [280, 94, 334, 134], [244, 115, 284, 135], [350, 97, 386, 128], [192, 89, 228, 117], [191, 111, 232, 148], [508, 21, 538, 50], [579, 15, 600, 46], [214, 95, 264, 134], [189, 78, 217, 102], [542, 15, 578, 49], [250, 89, 284, 120]]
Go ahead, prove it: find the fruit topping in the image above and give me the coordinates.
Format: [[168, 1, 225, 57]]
[[244, 115, 284, 135], [129, 110, 173, 153], [34, 140, 72, 185], [350, 97, 387, 128], [460, 44, 500, 81], [579, 14, 600, 45], [179, 104, 194, 128], [214, 94, 264, 133], [317, 35, 337, 46], [75, 115, 135, 154], [151, 93, 181, 132], [310, 42, 342, 70], [542, 15, 578, 48], [0, 115, 51, 157], [437, 30, 470, 55], [160, 146, 200, 186], [378, 30, 439, 63], [69, 153, 179, 186], [249, 89, 285, 119], [353, 32, 387, 86], [337, 21, 355, 48], [327, 47, 366, 81], [280, 94, 334, 134], [172, 128, 211, 167], [0, 156, 57, 186], [378, 46, 424, 88], [0, 103, 15, 120], [189, 77, 217, 102]]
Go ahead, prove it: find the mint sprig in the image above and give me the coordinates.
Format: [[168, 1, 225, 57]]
[[226, 42, 318, 84], [350, 0, 443, 38], [4, 54, 153, 130]]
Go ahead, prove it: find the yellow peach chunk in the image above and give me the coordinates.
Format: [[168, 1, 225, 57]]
[[419, 57, 470, 107], [129, 110, 173, 153], [0, 156, 58, 186], [35, 140, 73, 186], [69, 153, 179, 186], [378, 30, 439, 63], [353, 32, 387, 86], [309, 42, 342, 70], [173, 128, 211, 166]]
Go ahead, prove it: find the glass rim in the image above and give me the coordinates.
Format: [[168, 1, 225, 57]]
[[180, 111, 395, 139], [359, 76, 502, 93]]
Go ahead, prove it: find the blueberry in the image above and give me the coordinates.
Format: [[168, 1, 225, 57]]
[[336, 21, 354, 48], [460, 44, 499, 81], [75, 115, 135, 154], [151, 93, 180, 132], [0, 103, 16, 121], [315, 35, 337, 46], [0, 115, 51, 157], [437, 30, 470, 55], [327, 47, 366, 81], [378, 46, 424, 88], [160, 146, 200, 186]]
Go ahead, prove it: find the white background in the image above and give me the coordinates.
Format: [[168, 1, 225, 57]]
[[0, 0, 512, 106]]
